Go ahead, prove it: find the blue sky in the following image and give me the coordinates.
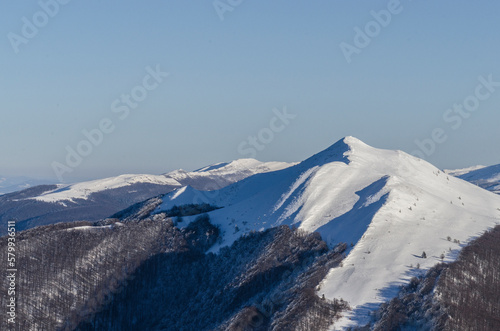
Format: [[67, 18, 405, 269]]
[[1, 0, 499, 182]]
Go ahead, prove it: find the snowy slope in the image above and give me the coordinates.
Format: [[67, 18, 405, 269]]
[[165, 158, 294, 192], [446, 164, 500, 194], [33, 174, 180, 203], [32, 159, 293, 203], [155, 136, 500, 329]]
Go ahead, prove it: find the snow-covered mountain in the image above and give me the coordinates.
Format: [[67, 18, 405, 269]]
[[446, 164, 500, 194], [3, 137, 499, 330], [155, 136, 500, 329], [168, 158, 295, 193], [33, 159, 293, 203], [0, 159, 293, 235]]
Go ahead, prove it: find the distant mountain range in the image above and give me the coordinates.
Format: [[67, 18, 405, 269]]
[[446, 164, 500, 194], [0, 159, 293, 235], [2, 143, 497, 238], [1, 137, 499, 330]]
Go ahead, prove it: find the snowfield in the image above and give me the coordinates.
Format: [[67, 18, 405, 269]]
[[156, 136, 500, 330]]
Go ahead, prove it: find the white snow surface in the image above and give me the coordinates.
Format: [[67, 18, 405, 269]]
[[156, 136, 500, 330], [31, 159, 293, 203], [32, 174, 180, 203], [165, 159, 295, 192], [64, 222, 124, 231]]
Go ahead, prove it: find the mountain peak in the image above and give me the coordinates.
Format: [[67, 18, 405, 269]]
[[300, 136, 368, 167], [342, 135, 368, 147]]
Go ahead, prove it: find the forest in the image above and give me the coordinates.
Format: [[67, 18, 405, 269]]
[[0, 204, 349, 331]]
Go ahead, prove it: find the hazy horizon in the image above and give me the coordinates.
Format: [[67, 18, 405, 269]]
[[1, 134, 497, 185], [2, 1, 499, 182]]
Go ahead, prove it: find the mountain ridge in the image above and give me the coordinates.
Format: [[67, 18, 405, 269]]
[[0, 159, 294, 235], [2, 136, 499, 330], [153, 136, 500, 330]]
